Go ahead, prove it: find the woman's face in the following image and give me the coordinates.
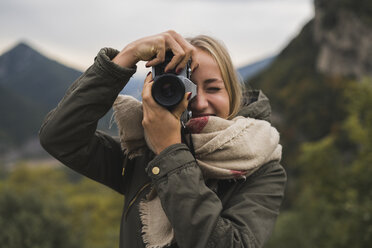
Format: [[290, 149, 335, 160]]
[[189, 48, 230, 119]]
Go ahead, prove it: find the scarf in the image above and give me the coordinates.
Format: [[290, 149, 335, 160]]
[[113, 95, 282, 248]]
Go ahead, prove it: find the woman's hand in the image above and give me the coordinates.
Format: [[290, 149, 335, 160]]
[[114, 30, 195, 154], [141, 72, 191, 155], [113, 30, 198, 73]]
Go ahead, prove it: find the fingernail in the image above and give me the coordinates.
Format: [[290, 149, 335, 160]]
[[146, 71, 151, 77], [176, 68, 182, 74], [187, 92, 192, 100]]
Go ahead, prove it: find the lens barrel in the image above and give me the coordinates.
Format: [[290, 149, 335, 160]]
[[151, 74, 185, 109]]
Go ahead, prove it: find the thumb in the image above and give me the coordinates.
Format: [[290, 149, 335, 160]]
[[172, 92, 192, 120]]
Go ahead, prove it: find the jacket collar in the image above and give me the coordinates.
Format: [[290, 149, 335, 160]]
[[237, 90, 272, 122]]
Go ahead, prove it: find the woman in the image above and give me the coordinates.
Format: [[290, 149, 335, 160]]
[[39, 30, 286, 248]]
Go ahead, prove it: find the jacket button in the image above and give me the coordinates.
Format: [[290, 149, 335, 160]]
[[152, 167, 160, 175]]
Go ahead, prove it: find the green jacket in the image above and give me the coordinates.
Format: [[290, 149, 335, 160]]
[[39, 48, 286, 248]]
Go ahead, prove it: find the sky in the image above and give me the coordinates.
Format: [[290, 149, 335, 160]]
[[0, 0, 314, 75]]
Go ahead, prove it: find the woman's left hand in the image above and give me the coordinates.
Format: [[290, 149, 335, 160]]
[[142, 72, 191, 154]]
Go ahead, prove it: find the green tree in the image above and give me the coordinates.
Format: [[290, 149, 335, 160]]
[[0, 164, 123, 248], [65, 177, 123, 248], [265, 79, 372, 248], [0, 187, 82, 248]]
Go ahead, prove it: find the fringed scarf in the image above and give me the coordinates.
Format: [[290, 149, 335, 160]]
[[113, 95, 282, 248]]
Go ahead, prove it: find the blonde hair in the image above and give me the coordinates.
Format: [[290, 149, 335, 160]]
[[187, 35, 242, 119]]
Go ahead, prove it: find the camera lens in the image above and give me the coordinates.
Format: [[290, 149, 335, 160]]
[[160, 82, 174, 98], [152, 74, 185, 109]]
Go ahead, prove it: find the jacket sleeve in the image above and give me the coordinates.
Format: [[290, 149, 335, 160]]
[[39, 48, 136, 194], [146, 144, 286, 248]]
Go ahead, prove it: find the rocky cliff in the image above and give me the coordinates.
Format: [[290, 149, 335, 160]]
[[248, 0, 372, 170], [313, 0, 372, 79]]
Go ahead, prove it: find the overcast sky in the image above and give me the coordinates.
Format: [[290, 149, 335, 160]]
[[0, 0, 314, 75]]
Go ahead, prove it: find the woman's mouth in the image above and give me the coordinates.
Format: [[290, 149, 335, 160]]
[[191, 113, 216, 118]]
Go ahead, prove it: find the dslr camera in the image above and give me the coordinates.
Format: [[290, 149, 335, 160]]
[[151, 51, 197, 110]]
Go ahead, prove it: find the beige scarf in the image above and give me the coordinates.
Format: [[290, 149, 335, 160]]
[[113, 95, 282, 248]]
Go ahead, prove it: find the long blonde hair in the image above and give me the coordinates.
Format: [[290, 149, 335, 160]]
[[187, 35, 242, 119]]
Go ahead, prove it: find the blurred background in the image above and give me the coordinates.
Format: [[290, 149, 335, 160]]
[[1, 0, 371, 247]]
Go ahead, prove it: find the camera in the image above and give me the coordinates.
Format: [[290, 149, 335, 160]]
[[151, 51, 197, 110]]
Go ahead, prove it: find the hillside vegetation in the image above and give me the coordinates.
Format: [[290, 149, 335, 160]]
[[249, 21, 347, 169], [0, 164, 123, 248], [248, 0, 372, 246]]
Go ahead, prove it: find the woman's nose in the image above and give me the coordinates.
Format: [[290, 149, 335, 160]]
[[190, 90, 208, 112]]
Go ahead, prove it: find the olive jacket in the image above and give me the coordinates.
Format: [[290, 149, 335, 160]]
[[39, 48, 286, 248]]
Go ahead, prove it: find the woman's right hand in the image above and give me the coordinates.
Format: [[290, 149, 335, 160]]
[[112, 30, 198, 73]]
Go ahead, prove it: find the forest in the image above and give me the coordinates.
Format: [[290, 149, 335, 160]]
[[0, 164, 123, 248], [265, 79, 372, 247]]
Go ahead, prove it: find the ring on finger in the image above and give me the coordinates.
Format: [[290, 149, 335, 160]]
[[151, 45, 156, 55]]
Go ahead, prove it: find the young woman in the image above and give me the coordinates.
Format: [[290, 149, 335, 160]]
[[39, 30, 286, 248]]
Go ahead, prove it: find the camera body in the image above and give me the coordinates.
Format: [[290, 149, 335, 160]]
[[151, 51, 197, 110]]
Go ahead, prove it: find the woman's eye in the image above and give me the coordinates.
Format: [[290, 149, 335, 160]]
[[207, 87, 221, 92]]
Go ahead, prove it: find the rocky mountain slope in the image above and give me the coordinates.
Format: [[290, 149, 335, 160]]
[[313, 0, 372, 78], [248, 0, 372, 166], [0, 43, 82, 151]]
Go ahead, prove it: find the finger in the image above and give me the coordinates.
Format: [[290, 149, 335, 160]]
[[171, 92, 192, 120], [145, 45, 166, 67], [142, 78, 161, 111], [174, 45, 195, 74], [175, 51, 191, 74], [168, 31, 196, 73], [144, 71, 153, 83], [164, 38, 185, 72], [191, 59, 199, 73], [141, 80, 155, 119], [142, 72, 153, 99]]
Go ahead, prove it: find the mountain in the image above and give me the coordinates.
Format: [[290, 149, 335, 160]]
[[251, 1, 372, 247], [248, 0, 372, 165], [0, 84, 42, 147], [246, 0, 372, 216], [120, 77, 143, 99], [0, 43, 121, 159], [0, 42, 82, 113], [0, 43, 83, 155], [313, 0, 372, 79], [237, 56, 276, 81]]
